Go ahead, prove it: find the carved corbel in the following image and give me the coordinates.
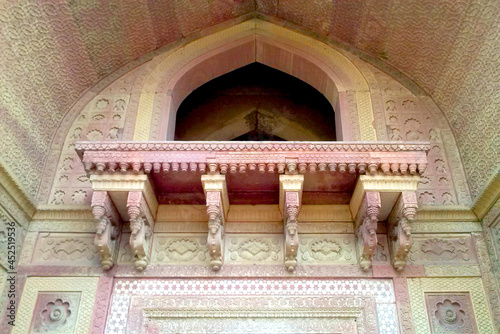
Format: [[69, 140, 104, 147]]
[[127, 191, 154, 272], [201, 174, 229, 271], [279, 175, 304, 272], [388, 191, 418, 271], [355, 191, 381, 271], [91, 191, 121, 270], [206, 191, 224, 270]]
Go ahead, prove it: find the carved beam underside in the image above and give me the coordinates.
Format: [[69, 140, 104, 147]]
[[355, 191, 381, 271], [279, 175, 304, 272], [76, 141, 429, 176], [388, 191, 418, 271], [127, 191, 154, 272], [91, 191, 121, 270], [201, 174, 229, 271]]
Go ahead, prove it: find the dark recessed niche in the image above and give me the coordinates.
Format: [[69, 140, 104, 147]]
[[175, 62, 336, 141]]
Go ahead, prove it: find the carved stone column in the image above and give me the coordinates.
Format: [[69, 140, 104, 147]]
[[279, 175, 304, 272], [388, 191, 418, 271], [126, 191, 154, 272], [354, 191, 381, 271], [91, 191, 121, 270], [201, 174, 229, 271]]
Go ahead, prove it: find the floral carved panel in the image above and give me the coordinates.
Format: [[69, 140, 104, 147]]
[[298, 234, 356, 264], [152, 234, 209, 264], [407, 235, 477, 265], [425, 293, 477, 333], [408, 277, 494, 334], [29, 292, 81, 334], [31, 233, 100, 265], [226, 234, 282, 264]]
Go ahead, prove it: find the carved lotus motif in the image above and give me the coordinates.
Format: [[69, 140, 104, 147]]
[[238, 239, 271, 261], [39, 299, 71, 331], [435, 299, 466, 330], [309, 240, 342, 261], [421, 239, 455, 255]]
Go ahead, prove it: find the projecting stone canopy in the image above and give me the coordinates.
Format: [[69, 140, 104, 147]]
[[80, 140, 426, 272]]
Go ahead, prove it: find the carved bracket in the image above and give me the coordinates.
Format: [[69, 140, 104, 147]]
[[388, 191, 418, 271], [91, 191, 121, 270], [279, 175, 304, 272], [206, 191, 224, 270], [127, 191, 154, 272], [201, 174, 229, 271], [354, 191, 381, 271]]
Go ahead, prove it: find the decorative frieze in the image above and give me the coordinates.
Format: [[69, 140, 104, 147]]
[[152, 234, 209, 265], [226, 235, 282, 264], [299, 234, 356, 264], [407, 235, 477, 265], [32, 233, 99, 265], [76, 141, 429, 176]]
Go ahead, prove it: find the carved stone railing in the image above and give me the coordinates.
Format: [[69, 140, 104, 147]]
[[76, 141, 429, 175]]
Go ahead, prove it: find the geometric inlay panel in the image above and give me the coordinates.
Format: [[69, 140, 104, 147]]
[[407, 277, 494, 333], [105, 278, 399, 334]]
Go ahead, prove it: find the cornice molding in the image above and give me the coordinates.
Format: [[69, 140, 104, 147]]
[[0, 162, 36, 218], [472, 172, 500, 220]]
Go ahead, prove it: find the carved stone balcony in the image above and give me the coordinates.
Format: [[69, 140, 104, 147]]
[[76, 141, 429, 272]]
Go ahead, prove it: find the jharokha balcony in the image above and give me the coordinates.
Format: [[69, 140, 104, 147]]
[[76, 141, 429, 273]]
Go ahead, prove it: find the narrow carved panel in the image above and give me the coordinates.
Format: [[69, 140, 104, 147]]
[[372, 234, 391, 264], [117, 232, 134, 264], [152, 234, 209, 265], [226, 235, 282, 264], [31, 233, 100, 265], [408, 235, 477, 265], [298, 234, 356, 264]]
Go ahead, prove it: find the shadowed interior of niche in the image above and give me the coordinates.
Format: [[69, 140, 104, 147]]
[[174, 63, 336, 141]]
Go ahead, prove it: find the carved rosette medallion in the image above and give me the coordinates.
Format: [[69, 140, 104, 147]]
[[425, 293, 478, 333]]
